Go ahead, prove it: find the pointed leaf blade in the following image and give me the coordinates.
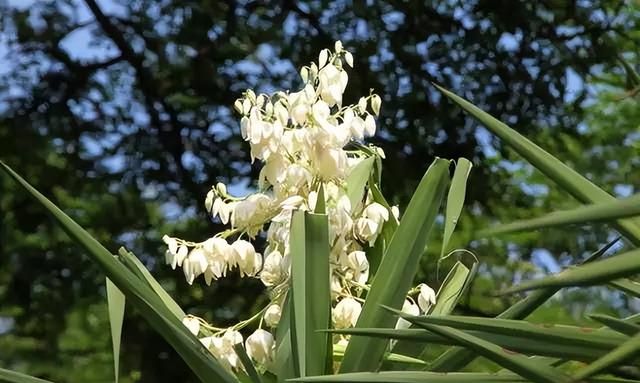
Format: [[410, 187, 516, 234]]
[[480, 194, 640, 237], [106, 278, 126, 383], [290, 210, 332, 377], [434, 85, 640, 246], [0, 368, 55, 383], [441, 158, 472, 258], [501, 248, 640, 294], [339, 158, 450, 372], [117, 247, 185, 319]]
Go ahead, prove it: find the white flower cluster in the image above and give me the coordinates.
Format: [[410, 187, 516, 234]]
[[163, 41, 436, 372]]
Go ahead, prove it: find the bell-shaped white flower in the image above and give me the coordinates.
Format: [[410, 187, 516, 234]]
[[263, 304, 282, 327], [210, 330, 243, 371], [417, 283, 437, 313], [199, 336, 213, 349], [245, 329, 275, 365], [163, 236, 182, 269], [182, 316, 201, 336], [318, 64, 348, 106], [349, 116, 365, 140], [283, 164, 312, 191], [290, 103, 309, 125], [354, 217, 380, 246], [364, 202, 389, 223], [231, 240, 261, 277], [232, 194, 273, 229], [184, 247, 208, 284], [313, 146, 347, 179], [395, 299, 420, 330], [333, 297, 362, 328], [261, 154, 290, 187], [212, 197, 232, 224], [260, 249, 285, 286], [355, 203, 389, 246], [163, 235, 178, 254], [343, 250, 369, 284], [364, 114, 376, 137], [174, 244, 189, 269]]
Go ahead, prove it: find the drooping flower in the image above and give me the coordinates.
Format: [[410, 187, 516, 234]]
[[230, 240, 261, 277], [333, 297, 362, 329], [418, 283, 437, 313], [260, 249, 286, 287], [354, 202, 389, 246], [182, 316, 201, 336], [210, 330, 243, 371], [184, 247, 208, 284], [245, 329, 275, 365], [263, 304, 282, 327], [395, 299, 420, 330]]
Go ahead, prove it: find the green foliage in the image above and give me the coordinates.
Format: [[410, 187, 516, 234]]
[[2, 79, 640, 383], [340, 158, 450, 372]]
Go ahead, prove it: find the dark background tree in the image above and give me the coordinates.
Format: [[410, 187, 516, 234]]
[[0, 0, 637, 381]]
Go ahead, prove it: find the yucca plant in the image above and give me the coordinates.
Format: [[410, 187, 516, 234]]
[[1, 42, 639, 383]]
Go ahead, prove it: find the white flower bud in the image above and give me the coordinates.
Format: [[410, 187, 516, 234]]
[[358, 97, 367, 112], [291, 103, 309, 125], [163, 235, 178, 255], [263, 304, 282, 327], [260, 250, 285, 286], [334, 40, 343, 53], [242, 98, 252, 115], [245, 329, 275, 365], [246, 89, 256, 103], [205, 190, 215, 213], [300, 66, 309, 83], [417, 283, 437, 313], [256, 94, 266, 108], [310, 62, 318, 78], [216, 182, 227, 195], [350, 116, 365, 140], [370, 94, 382, 116], [344, 250, 370, 284], [344, 51, 354, 67], [364, 114, 376, 137], [211, 330, 243, 370], [182, 316, 200, 336], [333, 297, 362, 328], [319, 48, 329, 69], [233, 99, 243, 114]]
